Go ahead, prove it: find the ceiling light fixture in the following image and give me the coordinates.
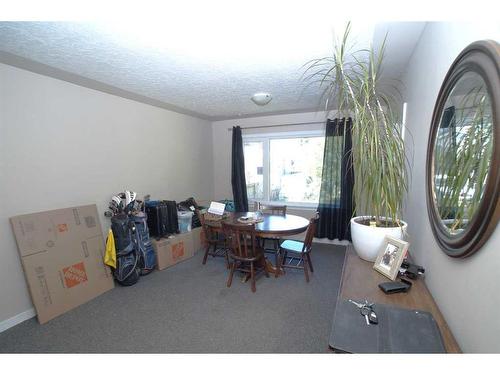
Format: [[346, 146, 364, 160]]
[[251, 92, 272, 106]]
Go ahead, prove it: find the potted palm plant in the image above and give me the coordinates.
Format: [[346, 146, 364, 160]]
[[302, 23, 409, 261]]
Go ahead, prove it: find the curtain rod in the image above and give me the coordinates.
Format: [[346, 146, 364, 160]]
[[226, 121, 325, 131]]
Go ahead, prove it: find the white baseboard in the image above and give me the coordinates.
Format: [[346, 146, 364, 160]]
[[313, 238, 351, 246], [0, 308, 36, 333]]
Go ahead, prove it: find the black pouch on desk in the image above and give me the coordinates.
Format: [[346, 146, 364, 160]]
[[379, 279, 412, 294], [329, 300, 446, 353]]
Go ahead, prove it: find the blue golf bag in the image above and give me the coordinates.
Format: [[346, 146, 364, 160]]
[[131, 212, 156, 275], [111, 212, 157, 286]]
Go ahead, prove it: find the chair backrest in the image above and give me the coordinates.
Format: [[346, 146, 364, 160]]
[[256, 202, 287, 216], [195, 209, 216, 241], [302, 212, 319, 253], [222, 221, 259, 260], [195, 209, 204, 225]]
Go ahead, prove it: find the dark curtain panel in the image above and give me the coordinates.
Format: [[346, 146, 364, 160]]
[[231, 126, 249, 212], [316, 118, 354, 241], [441, 106, 455, 129]]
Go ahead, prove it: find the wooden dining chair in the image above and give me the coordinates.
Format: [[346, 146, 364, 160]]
[[278, 213, 319, 282], [255, 202, 287, 272], [196, 210, 229, 268], [255, 202, 287, 216], [222, 221, 269, 293]]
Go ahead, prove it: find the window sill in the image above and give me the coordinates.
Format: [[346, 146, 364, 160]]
[[249, 200, 318, 211]]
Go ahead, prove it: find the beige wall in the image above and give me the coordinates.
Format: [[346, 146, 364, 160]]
[[401, 22, 500, 352], [0, 63, 214, 325]]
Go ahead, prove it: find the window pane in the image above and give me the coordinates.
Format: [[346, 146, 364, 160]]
[[244, 141, 264, 200], [270, 137, 324, 203]]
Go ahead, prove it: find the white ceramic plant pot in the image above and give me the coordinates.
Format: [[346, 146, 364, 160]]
[[350, 216, 408, 262]]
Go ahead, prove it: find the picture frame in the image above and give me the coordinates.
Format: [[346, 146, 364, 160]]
[[373, 236, 409, 280]]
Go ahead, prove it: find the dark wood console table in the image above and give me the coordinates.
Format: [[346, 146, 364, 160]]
[[333, 246, 461, 353]]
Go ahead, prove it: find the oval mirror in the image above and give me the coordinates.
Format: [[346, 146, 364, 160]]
[[426, 40, 500, 257]]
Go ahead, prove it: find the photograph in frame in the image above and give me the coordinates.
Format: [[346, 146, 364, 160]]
[[373, 236, 409, 280]]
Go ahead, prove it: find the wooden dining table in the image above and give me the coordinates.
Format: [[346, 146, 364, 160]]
[[224, 211, 309, 236], [206, 211, 310, 275]]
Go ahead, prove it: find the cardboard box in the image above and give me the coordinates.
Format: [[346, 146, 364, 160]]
[[191, 226, 206, 254], [152, 231, 194, 270], [10, 205, 114, 324]]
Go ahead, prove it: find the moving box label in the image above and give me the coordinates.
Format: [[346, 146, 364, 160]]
[[62, 262, 88, 288], [172, 242, 185, 260]]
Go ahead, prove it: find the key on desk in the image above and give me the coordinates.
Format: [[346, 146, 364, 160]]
[[360, 305, 371, 325]]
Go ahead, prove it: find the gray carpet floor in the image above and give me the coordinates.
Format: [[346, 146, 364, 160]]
[[0, 243, 346, 353]]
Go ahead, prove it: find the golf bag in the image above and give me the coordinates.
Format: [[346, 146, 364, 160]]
[[131, 212, 156, 275], [107, 190, 157, 286], [111, 214, 141, 286]]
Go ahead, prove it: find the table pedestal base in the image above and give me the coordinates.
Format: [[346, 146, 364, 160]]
[[240, 258, 283, 282]]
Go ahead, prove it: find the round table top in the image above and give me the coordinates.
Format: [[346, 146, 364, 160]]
[[222, 211, 310, 237]]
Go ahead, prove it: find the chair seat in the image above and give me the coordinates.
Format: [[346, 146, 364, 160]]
[[280, 239, 305, 253], [229, 251, 263, 263]]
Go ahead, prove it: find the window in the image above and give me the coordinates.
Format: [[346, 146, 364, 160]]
[[243, 141, 264, 200], [243, 131, 325, 206]]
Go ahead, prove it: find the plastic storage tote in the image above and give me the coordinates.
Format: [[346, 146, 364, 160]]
[[177, 211, 194, 233]]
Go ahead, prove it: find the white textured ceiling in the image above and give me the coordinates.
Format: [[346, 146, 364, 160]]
[[0, 20, 425, 120]]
